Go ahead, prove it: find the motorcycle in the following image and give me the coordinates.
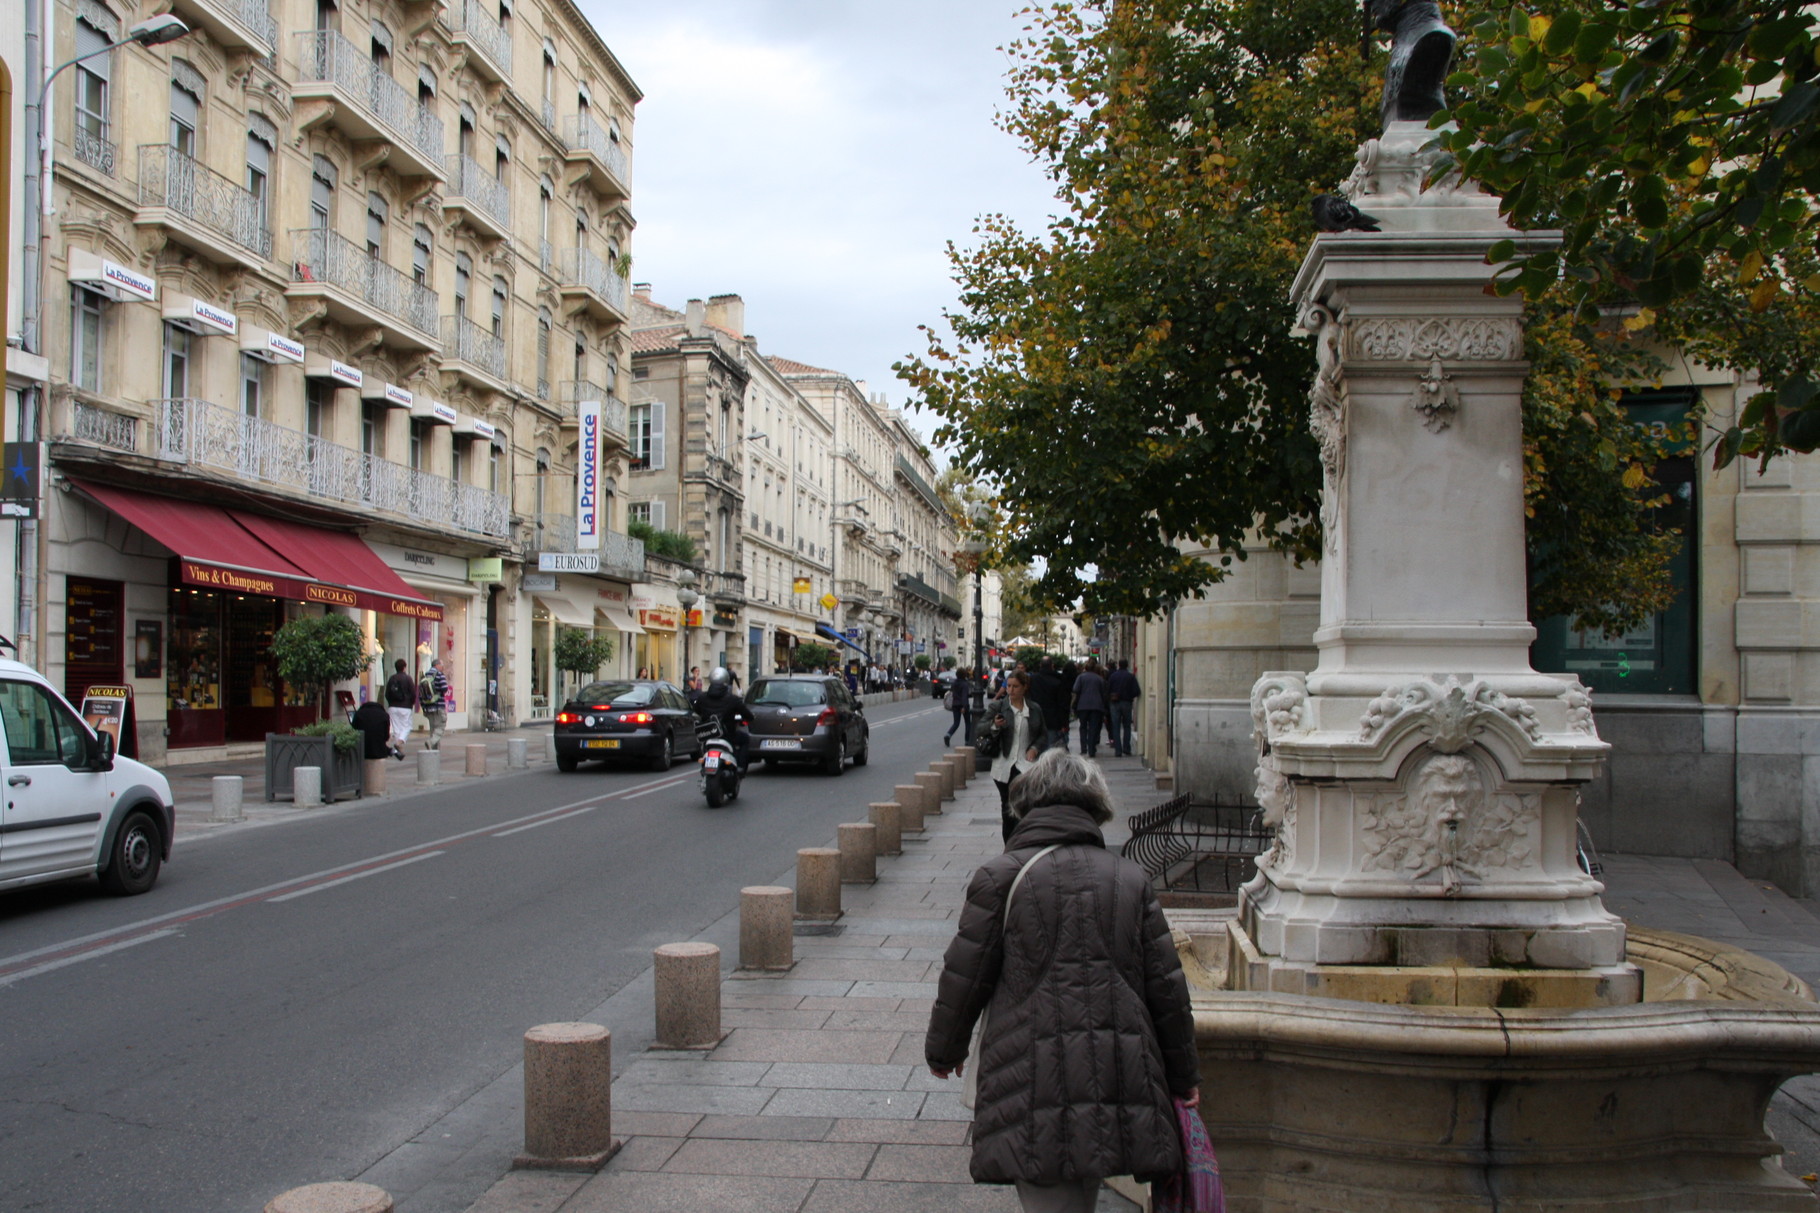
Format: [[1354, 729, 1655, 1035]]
[[697, 715, 743, 808]]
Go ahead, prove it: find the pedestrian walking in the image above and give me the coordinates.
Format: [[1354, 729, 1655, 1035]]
[[1029, 658, 1069, 752], [980, 670, 1045, 841], [943, 668, 975, 746], [1108, 659, 1141, 757], [351, 698, 393, 761], [419, 658, 452, 751], [382, 659, 416, 760], [1072, 658, 1109, 758], [926, 748, 1201, 1212]]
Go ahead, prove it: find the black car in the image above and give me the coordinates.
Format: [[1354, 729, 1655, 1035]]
[[554, 680, 703, 772], [745, 675, 869, 774]]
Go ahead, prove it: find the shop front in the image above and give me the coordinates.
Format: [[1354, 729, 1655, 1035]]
[[367, 542, 486, 732], [70, 481, 443, 749], [631, 585, 680, 682]]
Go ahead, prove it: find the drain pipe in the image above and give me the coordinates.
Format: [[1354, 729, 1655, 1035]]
[[13, 0, 47, 665]]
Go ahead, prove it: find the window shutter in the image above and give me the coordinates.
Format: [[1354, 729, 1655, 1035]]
[[648, 401, 666, 470], [649, 500, 665, 529]]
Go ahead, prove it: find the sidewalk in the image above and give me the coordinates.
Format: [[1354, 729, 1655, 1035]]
[[429, 753, 1820, 1213]]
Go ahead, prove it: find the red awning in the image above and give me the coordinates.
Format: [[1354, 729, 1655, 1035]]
[[70, 480, 320, 600], [234, 513, 443, 621]]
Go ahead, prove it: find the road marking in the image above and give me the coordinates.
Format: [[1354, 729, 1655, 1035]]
[[269, 851, 446, 901], [620, 775, 693, 800], [870, 707, 941, 727], [0, 929, 177, 988], [493, 807, 603, 837]]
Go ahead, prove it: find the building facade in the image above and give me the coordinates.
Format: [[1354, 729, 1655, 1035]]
[[32, 0, 642, 758], [887, 415, 962, 668]]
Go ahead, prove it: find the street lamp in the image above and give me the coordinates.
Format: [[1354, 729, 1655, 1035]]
[[676, 568, 699, 687], [964, 498, 992, 743]]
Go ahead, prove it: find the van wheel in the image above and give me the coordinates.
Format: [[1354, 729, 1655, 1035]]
[[99, 810, 161, 896]]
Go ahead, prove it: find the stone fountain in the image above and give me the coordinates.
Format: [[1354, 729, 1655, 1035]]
[[1176, 3, 1820, 1208]]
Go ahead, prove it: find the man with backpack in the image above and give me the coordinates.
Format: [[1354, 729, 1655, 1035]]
[[419, 658, 452, 751], [382, 658, 417, 760]]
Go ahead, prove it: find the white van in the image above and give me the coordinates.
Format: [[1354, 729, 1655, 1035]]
[[0, 654, 175, 896]]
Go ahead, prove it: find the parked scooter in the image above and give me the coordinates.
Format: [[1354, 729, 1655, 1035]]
[[697, 715, 743, 808]]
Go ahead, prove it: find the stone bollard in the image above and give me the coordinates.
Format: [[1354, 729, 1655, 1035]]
[[417, 749, 440, 786], [293, 766, 322, 808], [868, 801, 902, 856], [507, 737, 528, 769], [363, 759, 387, 797], [915, 771, 946, 815], [955, 745, 978, 781], [210, 775, 244, 823], [934, 759, 957, 801], [739, 886, 794, 971], [839, 822, 878, 884], [895, 785, 928, 834], [515, 1022, 619, 1170], [653, 943, 722, 1049], [465, 743, 488, 777], [795, 847, 842, 920], [545, 733, 557, 763], [264, 1182, 393, 1213]]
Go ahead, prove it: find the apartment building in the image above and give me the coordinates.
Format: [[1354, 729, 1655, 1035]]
[[887, 412, 962, 666], [31, 0, 642, 758]]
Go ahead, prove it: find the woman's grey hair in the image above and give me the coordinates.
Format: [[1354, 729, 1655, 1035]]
[[1007, 747, 1114, 825]]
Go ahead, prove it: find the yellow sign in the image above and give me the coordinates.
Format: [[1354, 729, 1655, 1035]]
[[819, 592, 837, 610], [793, 578, 812, 594]]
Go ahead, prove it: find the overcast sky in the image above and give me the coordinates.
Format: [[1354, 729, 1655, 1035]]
[[581, 2, 1062, 448]]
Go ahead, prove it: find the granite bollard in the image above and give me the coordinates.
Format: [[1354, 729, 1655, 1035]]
[[416, 749, 440, 786], [507, 737, 528, 769], [362, 759, 387, 797], [465, 743, 488, 777], [211, 775, 244, 823], [915, 771, 946, 814], [839, 822, 878, 884], [293, 765, 322, 808], [894, 784, 928, 833], [739, 886, 794, 971], [545, 733, 557, 763], [653, 943, 722, 1049], [868, 801, 902, 856], [264, 1182, 393, 1213], [955, 745, 978, 781], [795, 847, 842, 919], [934, 758, 957, 801], [514, 1022, 619, 1170]]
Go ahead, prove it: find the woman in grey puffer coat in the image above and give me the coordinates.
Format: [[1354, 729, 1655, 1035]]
[[925, 749, 1200, 1213]]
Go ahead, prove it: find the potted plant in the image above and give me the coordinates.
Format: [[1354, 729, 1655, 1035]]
[[553, 628, 615, 705], [264, 613, 373, 803]]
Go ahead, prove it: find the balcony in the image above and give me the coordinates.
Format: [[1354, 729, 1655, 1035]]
[[136, 145, 272, 268], [441, 314, 510, 392], [557, 385, 629, 446], [442, 0, 511, 81], [839, 578, 871, 606], [561, 114, 630, 201], [703, 569, 746, 605], [71, 126, 116, 176], [291, 31, 445, 180], [289, 227, 439, 350], [557, 247, 629, 323], [530, 516, 645, 579], [168, 0, 276, 54], [59, 401, 141, 454], [894, 452, 944, 515], [443, 154, 510, 240], [154, 396, 508, 538]]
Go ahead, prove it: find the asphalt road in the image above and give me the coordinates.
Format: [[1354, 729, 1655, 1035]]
[[0, 696, 951, 1213]]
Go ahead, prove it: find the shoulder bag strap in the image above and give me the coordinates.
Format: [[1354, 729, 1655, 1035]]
[[1005, 843, 1063, 921]]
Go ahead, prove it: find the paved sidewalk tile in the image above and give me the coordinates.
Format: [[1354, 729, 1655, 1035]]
[[764, 1088, 928, 1119], [867, 1143, 976, 1183], [561, 1171, 814, 1212], [715, 1028, 903, 1063], [691, 1114, 836, 1141], [799, 1178, 1020, 1212], [660, 1137, 878, 1179]]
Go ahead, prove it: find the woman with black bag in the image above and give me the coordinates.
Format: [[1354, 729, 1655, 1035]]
[[979, 670, 1044, 842]]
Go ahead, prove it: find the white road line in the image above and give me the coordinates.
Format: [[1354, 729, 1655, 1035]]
[[268, 852, 446, 902], [620, 775, 693, 800], [0, 929, 177, 988], [493, 807, 601, 837]]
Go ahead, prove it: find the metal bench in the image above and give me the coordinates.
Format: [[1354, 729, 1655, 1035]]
[[1121, 793, 1272, 894]]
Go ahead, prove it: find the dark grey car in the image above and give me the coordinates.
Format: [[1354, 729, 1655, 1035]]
[[745, 675, 869, 775]]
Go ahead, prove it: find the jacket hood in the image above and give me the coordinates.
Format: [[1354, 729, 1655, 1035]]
[[1005, 802, 1106, 850]]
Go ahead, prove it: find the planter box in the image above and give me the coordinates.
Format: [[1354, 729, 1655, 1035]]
[[265, 733, 363, 803]]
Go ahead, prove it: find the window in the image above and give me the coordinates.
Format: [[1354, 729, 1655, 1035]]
[[498, 0, 512, 30], [306, 378, 330, 438], [451, 437, 467, 484], [454, 252, 472, 315], [413, 224, 432, 284], [418, 63, 436, 107], [538, 176, 552, 246], [409, 419, 430, 469], [535, 448, 550, 517], [459, 102, 476, 158], [494, 133, 510, 181], [241, 353, 267, 417], [245, 130, 272, 225], [575, 207, 587, 249], [491, 277, 507, 338], [310, 156, 336, 229], [604, 354, 617, 393], [162, 323, 191, 399], [536, 309, 551, 396], [541, 43, 556, 119], [315, 0, 337, 31], [169, 77, 199, 156], [366, 191, 388, 258], [369, 18, 393, 71], [629, 501, 651, 525], [573, 338, 585, 383], [489, 440, 502, 493], [361, 400, 384, 455], [71, 287, 105, 392], [0, 680, 88, 767], [74, 20, 110, 149], [629, 401, 664, 471]]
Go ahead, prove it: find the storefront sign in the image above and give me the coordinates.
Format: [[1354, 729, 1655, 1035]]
[[467, 557, 503, 582], [594, 585, 627, 603], [71, 253, 157, 303], [188, 298, 238, 335], [523, 572, 557, 592], [330, 360, 363, 388], [304, 583, 359, 608], [820, 592, 838, 610], [793, 578, 812, 594], [2, 442, 40, 518], [712, 610, 738, 629], [386, 383, 415, 408], [177, 559, 443, 621], [265, 331, 306, 363], [576, 400, 602, 551], [134, 619, 163, 678], [539, 553, 600, 573], [79, 686, 131, 752], [640, 606, 678, 630], [685, 609, 703, 628]]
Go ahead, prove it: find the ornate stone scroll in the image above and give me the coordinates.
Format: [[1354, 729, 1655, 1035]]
[[1348, 317, 1523, 362], [1301, 304, 1348, 554], [1357, 675, 1543, 751]]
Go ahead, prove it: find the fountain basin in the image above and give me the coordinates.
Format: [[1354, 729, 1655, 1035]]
[[1183, 920, 1820, 1211]]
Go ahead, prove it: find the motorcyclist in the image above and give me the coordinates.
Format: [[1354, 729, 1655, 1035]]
[[691, 667, 751, 772]]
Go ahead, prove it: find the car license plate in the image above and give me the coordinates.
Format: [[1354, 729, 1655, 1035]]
[[583, 739, 620, 749], [760, 739, 801, 750]]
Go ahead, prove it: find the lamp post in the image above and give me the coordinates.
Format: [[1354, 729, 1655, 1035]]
[[964, 499, 991, 743], [676, 568, 699, 688]]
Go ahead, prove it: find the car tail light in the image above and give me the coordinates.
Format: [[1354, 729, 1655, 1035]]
[[589, 704, 612, 711], [815, 707, 837, 727], [556, 712, 579, 725], [620, 711, 654, 725]]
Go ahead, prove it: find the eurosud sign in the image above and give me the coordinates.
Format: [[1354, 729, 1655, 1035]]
[[576, 400, 601, 551], [539, 552, 600, 573]]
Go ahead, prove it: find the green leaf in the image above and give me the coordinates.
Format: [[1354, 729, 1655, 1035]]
[[1572, 21, 1614, 64], [1543, 11, 1582, 55], [1778, 376, 1818, 412], [1771, 82, 1820, 133], [1637, 30, 1680, 65]]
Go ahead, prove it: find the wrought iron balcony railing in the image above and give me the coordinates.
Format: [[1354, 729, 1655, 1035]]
[[293, 30, 444, 167], [561, 114, 630, 185], [444, 152, 510, 232], [557, 246, 629, 314], [442, 0, 510, 76], [290, 227, 439, 339], [139, 144, 272, 260], [443, 313, 507, 381], [72, 126, 116, 175], [66, 402, 140, 453]]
